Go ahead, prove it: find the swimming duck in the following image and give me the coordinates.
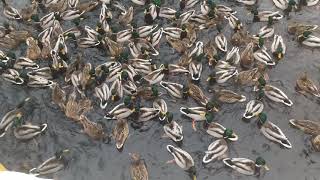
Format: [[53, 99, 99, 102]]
[[189, 61, 202, 81], [129, 153, 149, 180], [65, 90, 92, 121], [29, 149, 70, 176], [312, 135, 320, 151], [25, 37, 41, 60], [137, 85, 160, 100], [13, 57, 39, 70], [183, 83, 209, 106], [166, 36, 189, 54], [144, 4, 158, 25], [128, 39, 159, 58], [79, 115, 106, 141], [287, 22, 318, 36], [94, 83, 110, 109], [225, 46, 240, 65], [215, 29, 228, 52], [137, 107, 160, 122], [51, 83, 66, 110], [13, 121, 47, 140], [1, 0, 22, 20], [203, 40, 219, 66], [113, 1, 133, 26], [213, 89, 246, 103], [240, 42, 254, 69], [159, 8, 194, 25], [202, 138, 228, 164], [148, 27, 163, 47], [258, 112, 292, 148], [112, 118, 129, 149], [271, 35, 286, 61], [166, 145, 195, 171], [110, 78, 124, 101], [257, 84, 293, 106], [180, 0, 199, 10], [143, 65, 164, 84], [223, 157, 269, 175], [236, 0, 257, 5], [297, 31, 320, 48], [104, 103, 135, 120], [206, 123, 238, 141], [153, 99, 167, 121], [163, 113, 183, 142], [160, 81, 184, 98], [243, 100, 264, 119], [273, 0, 290, 10], [0, 98, 29, 137], [209, 62, 238, 84], [251, 9, 283, 22], [253, 17, 275, 39], [289, 119, 320, 135], [295, 72, 320, 97], [253, 47, 275, 66], [180, 107, 214, 130], [1, 69, 24, 85]]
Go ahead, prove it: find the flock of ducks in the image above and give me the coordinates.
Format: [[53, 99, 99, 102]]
[[0, 0, 319, 179]]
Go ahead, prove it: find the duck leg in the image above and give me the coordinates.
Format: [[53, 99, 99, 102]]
[[192, 119, 197, 131], [166, 159, 176, 164]]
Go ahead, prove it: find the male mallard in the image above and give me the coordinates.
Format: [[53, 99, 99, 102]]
[[251, 9, 283, 22], [113, 1, 133, 25], [223, 157, 269, 175], [163, 113, 183, 142], [215, 31, 228, 52], [159, 8, 194, 25], [166, 145, 195, 170], [243, 100, 264, 119], [295, 72, 320, 97], [256, 83, 293, 107], [13, 57, 39, 70], [137, 107, 160, 122], [112, 119, 129, 150], [29, 149, 69, 176], [206, 124, 238, 141], [110, 78, 124, 101], [258, 113, 292, 148], [1, 69, 24, 85], [236, 0, 257, 5], [253, 17, 274, 39], [129, 153, 149, 180], [94, 83, 110, 109], [143, 66, 164, 84], [297, 31, 320, 47], [105, 102, 137, 120], [225, 46, 240, 65], [79, 115, 106, 141], [144, 4, 158, 25], [189, 61, 202, 81], [13, 121, 47, 140], [160, 81, 183, 98], [253, 47, 275, 66], [289, 119, 320, 135], [271, 34, 286, 61], [1, 0, 22, 20], [180, 107, 214, 130], [153, 99, 167, 121]]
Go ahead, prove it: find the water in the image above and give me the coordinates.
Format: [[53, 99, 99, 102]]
[[1, 0, 320, 180]]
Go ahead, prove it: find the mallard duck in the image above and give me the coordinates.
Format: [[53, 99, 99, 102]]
[[180, 0, 199, 10], [312, 135, 320, 152], [297, 31, 320, 47], [110, 78, 124, 101], [29, 149, 69, 176], [153, 99, 167, 121], [77, 0, 99, 13], [129, 153, 149, 180], [230, 28, 252, 46], [144, 4, 158, 25], [253, 48, 275, 66], [243, 100, 264, 119], [189, 61, 202, 81], [1, 69, 24, 85], [137, 85, 159, 100], [287, 22, 318, 36], [65, 90, 92, 121], [225, 46, 240, 65], [51, 82, 66, 110], [112, 119, 129, 149], [0, 164, 52, 180], [271, 35, 286, 61], [13, 122, 47, 140], [94, 83, 110, 109], [223, 157, 269, 175], [273, 0, 290, 9], [214, 89, 246, 103], [184, 83, 209, 106], [295, 72, 320, 97], [79, 115, 106, 140], [180, 107, 214, 130], [209, 63, 238, 84], [123, 80, 138, 96], [13, 57, 39, 70], [160, 81, 183, 98], [128, 39, 159, 58], [206, 124, 238, 141], [202, 139, 228, 164], [159, 8, 194, 25], [137, 107, 160, 122], [253, 17, 275, 39], [166, 36, 189, 54], [236, 0, 257, 5], [203, 40, 219, 66], [163, 113, 183, 142], [240, 42, 254, 69], [25, 37, 41, 61], [251, 9, 283, 22], [113, 1, 133, 25], [289, 119, 320, 135], [104, 103, 135, 120], [258, 113, 292, 148], [215, 32, 228, 52], [143, 66, 164, 84], [0, 98, 29, 137], [1, 0, 22, 20], [257, 84, 293, 106]]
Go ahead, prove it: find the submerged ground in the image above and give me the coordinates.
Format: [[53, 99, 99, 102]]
[[0, 0, 320, 179]]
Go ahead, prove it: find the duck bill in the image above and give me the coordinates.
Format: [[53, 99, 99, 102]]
[[0, 163, 7, 171], [264, 165, 270, 171], [213, 107, 219, 112]]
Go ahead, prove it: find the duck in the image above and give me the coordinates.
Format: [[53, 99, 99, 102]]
[[236, 0, 257, 5], [203, 40, 219, 66], [144, 4, 158, 25], [251, 9, 283, 22], [13, 121, 47, 140], [25, 37, 41, 61], [206, 123, 238, 141], [273, 0, 290, 10], [129, 153, 149, 180], [225, 46, 240, 65], [160, 81, 184, 98], [23, 75, 54, 88], [166, 145, 195, 172], [180, 0, 200, 10], [1, 69, 24, 85], [65, 90, 92, 121], [222, 157, 269, 175], [243, 100, 264, 119], [253, 47, 275, 66], [0, 163, 52, 180], [289, 119, 320, 135], [253, 17, 275, 39], [104, 103, 136, 120], [287, 22, 318, 36], [159, 8, 194, 25], [137, 107, 160, 122], [166, 36, 189, 54], [202, 138, 228, 164], [13, 57, 39, 70], [257, 84, 293, 106], [240, 42, 254, 69], [213, 89, 246, 103], [162, 63, 189, 75], [1, 0, 22, 20], [0, 97, 30, 137], [180, 107, 214, 130], [163, 113, 183, 142], [113, 1, 133, 26], [137, 85, 160, 100], [215, 29, 228, 52], [311, 135, 320, 151], [258, 112, 292, 148], [189, 61, 202, 81], [143, 66, 164, 84], [79, 115, 106, 141], [295, 72, 320, 97], [94, 83, 110, 109], [112, 119, 129, 150], [297, 31, 320, 48], [184, 83, 209, 106], [29, 150, 70, 176], [235, 68, 260, 86], [153, 99, 168, 121], [128, 39, 159, 58], [271, 34, 286, 61], [51, 82, 66, 110]]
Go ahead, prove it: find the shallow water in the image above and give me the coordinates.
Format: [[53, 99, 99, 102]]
[[1, 0, 320, 180]]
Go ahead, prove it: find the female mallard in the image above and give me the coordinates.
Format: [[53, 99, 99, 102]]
[[271, 34, 286, 61], [223, 157, 269, 175], [258, 113, 292, 148], [25, 37, 41, 61], [206, 123, 238, 141], [203, 138, 229, 164], [13, 122, 47, 140], [112, 119, 129, 150], [163, 113, 183, 142], [243, 100, 264, 119], [160, 81, 183, 98], [1, 0, 22, 20], [129, 153, 149, 180], [257, 84, 293, 106], [94, 83, 110, 109], [29, 149, 70, 176], [214, 89, 246, 103], [113, 2, 133, 25], [295, 72, 320, 97], [0, 98, 29, 137], [184, 83, 209, 106], [287, 22, 318, 36], [79, 115, 106, 141], [289, 119, 320, 135], [153, 99, 167, 121], [51, 82, 66, 110], [297, 31, 320, 47], [240, 42, 254, 69], [64, 90, 92, 121]]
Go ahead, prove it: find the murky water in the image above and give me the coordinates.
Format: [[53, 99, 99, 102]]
[[1, 0, 320, 180]]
